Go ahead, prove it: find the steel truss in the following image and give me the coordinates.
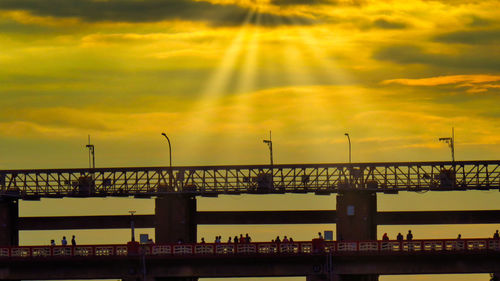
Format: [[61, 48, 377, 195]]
[[0, 161, 499, 199]]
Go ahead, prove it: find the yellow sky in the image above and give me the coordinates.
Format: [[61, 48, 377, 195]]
[[1, 0, 500, 280]]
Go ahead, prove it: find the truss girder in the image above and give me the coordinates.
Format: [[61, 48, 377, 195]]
[[0, 161, 499, 198]]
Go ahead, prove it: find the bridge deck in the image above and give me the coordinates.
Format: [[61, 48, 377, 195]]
[[2, 238, 499, 258], [1, 239, 500, 280], [1, 161, 500, 199]]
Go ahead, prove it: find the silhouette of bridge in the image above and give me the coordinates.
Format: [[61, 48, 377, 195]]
[[1, 160, 500, 281], [1, 161, 499, 198], [2, 239, 500, 280]]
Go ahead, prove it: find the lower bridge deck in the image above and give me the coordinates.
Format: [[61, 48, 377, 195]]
[[1, 239, 500, 280]]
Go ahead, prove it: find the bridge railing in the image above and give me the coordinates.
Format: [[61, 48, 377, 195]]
[[1, 161, 500, 198], [1, 238, 499, 259]]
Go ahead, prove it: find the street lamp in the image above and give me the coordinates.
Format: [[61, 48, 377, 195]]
[[129, 210, 136, 242], [161, 133, 173, 187], [439, 127, 455, 162], [344, 133, 351, 164], [263, 131, 273, 166], [85, 135, 95, 168]]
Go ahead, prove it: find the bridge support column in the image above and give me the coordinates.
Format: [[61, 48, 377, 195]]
[[0, 198, 19, 246], [336, 190, 378, 281], [154, 194, 197, 281], [155, 194, 197, 243]]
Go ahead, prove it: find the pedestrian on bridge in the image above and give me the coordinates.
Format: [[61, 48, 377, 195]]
[[61, 236, 67, 246], [382, 233, 389, 241], [50, 239, 55, 246], [245, 233, 251, 243], [397, 233, 403, 242], [494, 230, 499, 239], [406, 230, 413, 241], [71, 235, 76, 246]]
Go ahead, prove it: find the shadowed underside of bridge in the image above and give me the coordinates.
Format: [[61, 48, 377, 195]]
[[17, 210, 500, 230], [2, 252, 500, 280]]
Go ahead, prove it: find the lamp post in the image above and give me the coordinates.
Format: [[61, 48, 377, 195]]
[[161, 133, 173, 187], [129, 210, 136, 242], [85, 135, 95, 169], [439, 127, 455, 162], [344, 133, 351, 164], [263, 131, 273, 166]]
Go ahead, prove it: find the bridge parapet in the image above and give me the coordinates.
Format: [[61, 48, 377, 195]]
[[1, 238, 499, 259]]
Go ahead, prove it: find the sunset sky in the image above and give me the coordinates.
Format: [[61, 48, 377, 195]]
[[1, 0, 500, 280]]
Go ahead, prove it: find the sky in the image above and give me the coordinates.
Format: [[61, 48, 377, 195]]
[[1, 0, 500, 280]]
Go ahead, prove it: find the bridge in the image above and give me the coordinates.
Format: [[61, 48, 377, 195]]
[[2, 239, 500, 280], [1, 160, 500, 281], [1, 161, 499, 198]]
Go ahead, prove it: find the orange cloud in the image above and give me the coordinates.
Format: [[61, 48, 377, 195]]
[[382, 74, 500, 93]]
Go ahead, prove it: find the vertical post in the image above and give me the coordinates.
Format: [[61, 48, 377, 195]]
[[86, 135, 95, 169], [155, 194, 196, 243], [154, 195, 197, 281], [439, 128, 455, 162], [451, 127, 455, 162], [263, 131, 273, 166], [344, 133, 351, 164], [0, 198, 19, 246], [161, 133, 173, 188], [129, 210, 136, 242], [336, 190, 378, 281]]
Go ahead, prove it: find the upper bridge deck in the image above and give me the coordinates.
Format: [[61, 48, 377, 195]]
[[1, 160, 499, 199]]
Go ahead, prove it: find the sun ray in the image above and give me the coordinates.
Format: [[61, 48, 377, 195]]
[[180, 8, 257, 164]]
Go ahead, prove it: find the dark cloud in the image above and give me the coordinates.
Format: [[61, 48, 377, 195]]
[[269, 0, 364, 6], [372, 18, 408, 29], [269, 0, 332, 5], [0, 20, 57, 35], [467, 15, 493, 27], [0, 0, 315, 26], [434, 29, 500, 45], [373, 44, 500, 71]]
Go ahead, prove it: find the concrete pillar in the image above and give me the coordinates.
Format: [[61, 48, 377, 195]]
[[155, 194, 197, 243], [336, 190, 377, 241], [336, 190, 378, 281], [154, 195, 198, 281], [0, 198, 19, 246]]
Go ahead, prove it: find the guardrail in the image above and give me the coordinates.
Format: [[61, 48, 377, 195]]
[[1, 239, 499, 258], [1, 161, 500, 198]]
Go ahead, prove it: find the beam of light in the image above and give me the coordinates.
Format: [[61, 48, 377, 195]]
[[180, 9, 257, 164], [202, 8, 266, 165], [227, 7, 262, 133], [294, 25, 353, 86], [236, 10, 261, 95], [253, 10, 363, 162]]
